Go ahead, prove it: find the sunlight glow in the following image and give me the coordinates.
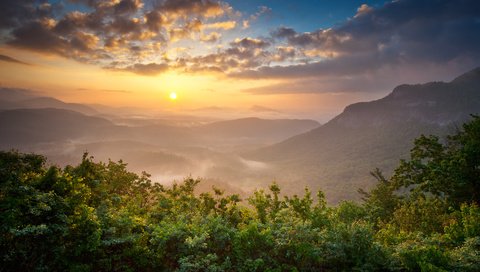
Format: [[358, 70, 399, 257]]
[[169, 92, 177, 100]]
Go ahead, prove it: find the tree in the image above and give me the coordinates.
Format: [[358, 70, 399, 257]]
[[390, 115, 480, 206]]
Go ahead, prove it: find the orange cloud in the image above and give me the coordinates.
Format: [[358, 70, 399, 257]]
[[202, 21, 237, 30]]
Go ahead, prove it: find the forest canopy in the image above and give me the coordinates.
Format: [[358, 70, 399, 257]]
[[1, 116, 480, 271]]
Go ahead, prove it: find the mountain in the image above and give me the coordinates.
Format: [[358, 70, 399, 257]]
[[197, 117, 319, 138], [0, 108, 117, 148], [0, 88, 36, 101], [194, 117, 320, 150], [245, 67, 480, 203], [17, 97, 99, 115], [0, 106, 323, 188], [0, 87, 98, 115]]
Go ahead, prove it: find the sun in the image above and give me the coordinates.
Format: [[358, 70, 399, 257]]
[[169, 92, 177, 100]]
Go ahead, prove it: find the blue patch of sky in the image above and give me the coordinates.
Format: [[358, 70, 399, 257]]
[[229, 0, 388, 34], [48, 0, 94, 14]]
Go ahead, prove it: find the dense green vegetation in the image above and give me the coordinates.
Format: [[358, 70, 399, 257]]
[[1, 117, 480, 271]]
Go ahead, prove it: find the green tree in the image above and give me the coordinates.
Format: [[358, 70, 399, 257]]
[[391, 115, 480, 206]]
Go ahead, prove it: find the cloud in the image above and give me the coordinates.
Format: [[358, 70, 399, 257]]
[[53, 11, 88, 35], [248, 5, 272, 22], [241, 5, 272, 29], [250, 105, 281, 113], [114, 0, 143, 15], [354, 4, 373, 17], [109, 17, 143, 35], [158, 0, 229, 17], [240, 63, 474, 95], [145, 10, 167, 32], [202, 21, 237, 30], [0, 0, 57, 28], [101, 89, 132, 93], [241, 76, 387, 95], [271, 26, 296, 39], [112, 63, 170, 76], [0, 0, 238, 74], [271, 46, 296, 62], [0, 54, 31, 65], [234, 53, 375, 79], [1, 0, 479, 83], [70, 31, 100, 52], [8, 21, 67, 54], [176, 36, 272, 73], [200, 32, 221, 43], [230, 37, 270, 48], [235, 0, 480, 88], [76, 88, 132, 93]]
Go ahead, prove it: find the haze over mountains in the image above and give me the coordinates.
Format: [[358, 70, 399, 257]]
[[0, 88, 98, 115], [0, 89, 319, 193], [247, 67, 480, 202], [1, 68, 479, 202]]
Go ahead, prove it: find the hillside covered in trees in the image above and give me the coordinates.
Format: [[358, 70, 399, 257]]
[[246, 67, 480, 202], [1, 116, 480, 271]]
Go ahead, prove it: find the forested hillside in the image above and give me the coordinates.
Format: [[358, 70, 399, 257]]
[[1, 116, 480, 271], [247, 67, 480, 202]]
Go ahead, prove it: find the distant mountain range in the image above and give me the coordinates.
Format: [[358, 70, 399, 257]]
[[0, 88, 98, 115], [245, 67, 480, 203], [0, 94, 319, 189], [0, 108, 319, 148], [0, 108, 114, 147]]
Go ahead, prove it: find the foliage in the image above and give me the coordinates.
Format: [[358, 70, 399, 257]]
[[390, 115, 480, 205], [1, 116, 480, 271]]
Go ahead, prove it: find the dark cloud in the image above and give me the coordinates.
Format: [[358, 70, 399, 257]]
[[270, 26, 296, 39], [114, 0, 143, 15], [241, 75, 390, 95], [145, 10, 166, 32], [240, 63, 476, 95], [230, 37, 270, 48], [236, 0, 480, 84], [0, 0, 54, 28], [235, 51, 384, 80], [8, 21, 67, 54], [7, 20, 106, 63], [69, 31, 99, 52], [0, 54, 31, 65], [109, 17, 142, 34], [53, 11, 86, 35]]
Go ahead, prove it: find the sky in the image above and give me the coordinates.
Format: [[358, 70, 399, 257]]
[[0, 0, 479, 121]]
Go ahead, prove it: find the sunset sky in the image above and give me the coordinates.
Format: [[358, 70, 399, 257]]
[[1, 0, 479, 121]]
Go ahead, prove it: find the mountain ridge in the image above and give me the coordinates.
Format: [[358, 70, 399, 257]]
[[245, 67, 480, 203], [0, 88, 99, 115]]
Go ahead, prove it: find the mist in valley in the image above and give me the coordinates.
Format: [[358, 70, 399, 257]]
[[0, 87, 322, 197]]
